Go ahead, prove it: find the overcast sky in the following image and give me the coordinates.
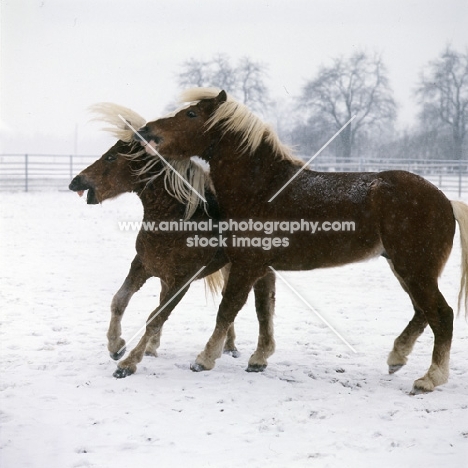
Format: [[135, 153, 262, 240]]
[[1, 0, 467, 154]]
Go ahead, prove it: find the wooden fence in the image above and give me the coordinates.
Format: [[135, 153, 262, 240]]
[[0, 154, 467, 196], [0, 154, 97, 192]]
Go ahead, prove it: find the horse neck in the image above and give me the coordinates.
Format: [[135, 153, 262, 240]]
[[208, 136, 292, 210], [135, 178, 186, 221]]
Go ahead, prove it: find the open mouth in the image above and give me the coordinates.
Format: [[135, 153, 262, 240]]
[[69, 176, 99, 204]]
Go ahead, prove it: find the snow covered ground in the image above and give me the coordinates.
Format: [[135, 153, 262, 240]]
[[1, 190, 467, 468]]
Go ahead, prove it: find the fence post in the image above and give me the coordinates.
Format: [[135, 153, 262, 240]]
[[25, 154, 28, 192], [459, 160, 462, 198], [70, 154, 73, 180]]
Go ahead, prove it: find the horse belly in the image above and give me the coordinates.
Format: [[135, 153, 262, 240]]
[[269, 230, 384, 270]]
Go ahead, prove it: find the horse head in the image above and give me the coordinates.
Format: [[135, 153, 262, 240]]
[[69, 103, 157, 203], [69, 140, 144, 203], [136, 89, 228, 161]]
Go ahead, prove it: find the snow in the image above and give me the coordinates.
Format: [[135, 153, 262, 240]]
[[1, 190, 467, 468]]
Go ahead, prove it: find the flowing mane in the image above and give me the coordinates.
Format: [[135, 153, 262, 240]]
[[179, 88, 301, 164], [90, 103, 209, 219], [89, 103, 146, 143], [131, 156, 210, 220]]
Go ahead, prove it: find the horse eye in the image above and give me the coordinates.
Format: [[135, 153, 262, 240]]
[[186, 110, 197, 118], [105, 155, 117, 161]]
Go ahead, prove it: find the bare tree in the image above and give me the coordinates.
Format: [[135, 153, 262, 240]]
[[236, 57, 270, 112], [300, 51, 396, 160], [177, 57, 211, 88], [209, 54, 238, 92], [416, 46, 468, 160], [177, 54, 270, 112]]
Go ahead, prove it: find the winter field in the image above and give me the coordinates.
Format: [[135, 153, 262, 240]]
[[1, 189, 467, 468]]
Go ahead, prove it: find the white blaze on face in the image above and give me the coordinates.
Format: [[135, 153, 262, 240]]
[[144, 140, 158, 155]]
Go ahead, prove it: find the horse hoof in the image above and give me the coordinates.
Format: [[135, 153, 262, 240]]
[[410, 385, 430, 395], [223, 349, 241, 358], [190, 362, 206, 372], [246, 364, 267, 373], [145, 351, 158, 358], [113, 367, 133, 379], [388, 364, 404, 374], [410, 379, 434, 395], [110, 347, 126, 361]]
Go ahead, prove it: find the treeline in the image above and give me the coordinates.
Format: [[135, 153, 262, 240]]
[[176, 47, 468, 161]]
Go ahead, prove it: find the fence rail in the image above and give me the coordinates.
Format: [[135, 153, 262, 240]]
[[306, 157, 468, 196], [0, 154, 97, 192], [0, 153, 467, 196]]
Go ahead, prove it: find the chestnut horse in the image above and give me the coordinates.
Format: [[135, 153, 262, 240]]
[[69, 103, 276, 378], [136, 88, 468, 393]]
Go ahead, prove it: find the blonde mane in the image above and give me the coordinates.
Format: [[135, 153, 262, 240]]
[[179, 87, 301, 163], [90, 103, 209, 219], [131, 156, 210, 219], [89, 103, 146, 143]]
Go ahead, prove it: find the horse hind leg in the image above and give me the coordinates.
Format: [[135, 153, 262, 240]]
[[223, 324, 240, 358], [410, 290, 453, 394], [391, 268, 453, 393], [386, 259, 428, 373], [108, 256, 149, 360], [246, 270, 276, 372], [387, 306, 427, 374], [144, 332, 162, 357]]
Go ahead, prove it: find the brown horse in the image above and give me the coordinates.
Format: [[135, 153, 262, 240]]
[[69, 103, 276, 378], [136, 88, 468, 393]]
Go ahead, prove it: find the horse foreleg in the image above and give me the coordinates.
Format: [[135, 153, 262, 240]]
[[113, 281, 191, 378], [144, 281, 169, 357], [246, 270, 276, 372], [108, 255, 149, 360], [191, 265, 261, 372]]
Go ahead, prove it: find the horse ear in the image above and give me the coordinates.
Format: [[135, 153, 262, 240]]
[[216, 90, 227, 103]]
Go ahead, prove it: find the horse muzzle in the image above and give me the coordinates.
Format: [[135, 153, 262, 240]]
[[133, 126, 162, 149], [69, 175, 99, 204]]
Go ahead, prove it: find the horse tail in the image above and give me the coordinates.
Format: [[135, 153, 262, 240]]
[[450, 200, 468, 318], [204, 270, 224, 297]]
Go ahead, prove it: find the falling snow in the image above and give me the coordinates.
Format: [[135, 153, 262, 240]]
[[1, 191, 467, 467]]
